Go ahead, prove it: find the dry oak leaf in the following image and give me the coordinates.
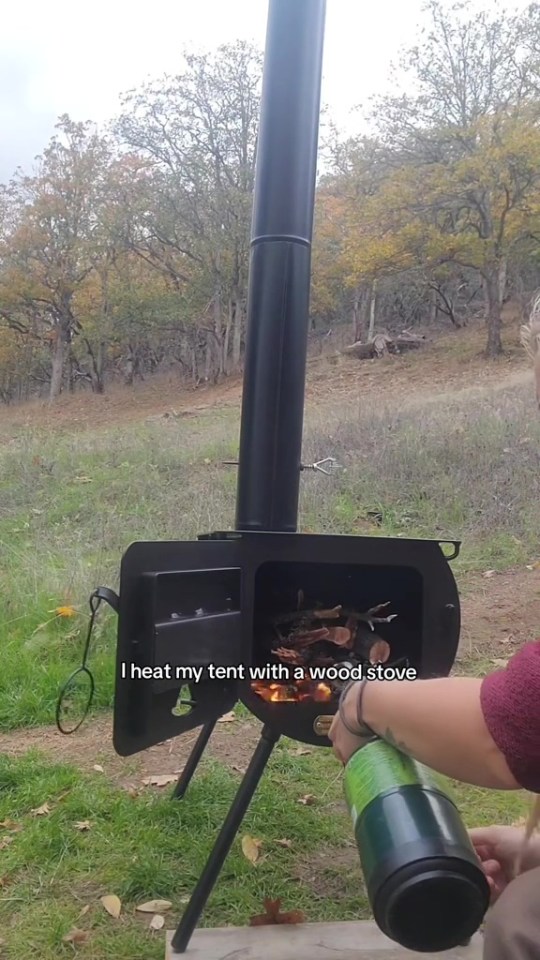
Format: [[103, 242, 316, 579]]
[[62, 928, 90, 945], [31, 803, 51, 817], [78, 905, 90, 919], [149, 914, 165, 931], [93, 764, 104, 773], [249, 897, 306, 926], [241, 835, 263, 864], [0, 820, 21, 832], [141, 774, 177, 787], [297, 794, 316, 805], [74, 821, 92, 832], [274, 838, 293, 848], [136, 900, 173, 913], [217, 711, 237, 723], [0, 838, 13, 850], [100, 894, 122, 918]]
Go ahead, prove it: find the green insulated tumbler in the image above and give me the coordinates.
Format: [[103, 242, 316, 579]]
[[344, 740, 490, 953]]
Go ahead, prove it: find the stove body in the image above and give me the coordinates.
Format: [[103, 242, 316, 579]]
[[113, 530, 460, 755]]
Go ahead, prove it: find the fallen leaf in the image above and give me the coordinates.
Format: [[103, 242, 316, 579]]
[[297, 794, 316, 805], [149, 914, 165, 930], [249, 897, 306, 926], [0, 819, 21, 832], [274, 838, 293, 848], [62, 929, 89, 945], [74, 820, 92, 832], [101, 894, 122, 918], [141, 774, 177, 787], [93, 764, 104, 773], [0, 838, 13, 850], [526, 561, 540, 570], [217, 711, 236, 723], [203, 458, 211, 465], [482, 570, 496, 578], [232, 764, 246, 775], [31, 803, 51, 817], [78, 905, 90, 919], [73, 476, 93, 483], [491, 658, 509, 668], [291, 748, 311, 757], [241, 835, 262, 864], [136, 899, 173, 913]]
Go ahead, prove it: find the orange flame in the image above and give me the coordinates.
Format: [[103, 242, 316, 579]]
[[251, 680, 333, 703]]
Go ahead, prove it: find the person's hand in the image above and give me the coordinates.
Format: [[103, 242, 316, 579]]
[[469, 825, 540, 903], [328, 682, 374, 764]]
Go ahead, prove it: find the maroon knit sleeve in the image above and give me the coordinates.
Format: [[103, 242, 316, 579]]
[[480, 641, 540, 792]]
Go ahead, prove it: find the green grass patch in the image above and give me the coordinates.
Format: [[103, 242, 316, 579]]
[[0, 744, 530, 958]]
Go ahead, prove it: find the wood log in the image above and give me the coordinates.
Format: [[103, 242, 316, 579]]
[[344, 331, 427, 360]]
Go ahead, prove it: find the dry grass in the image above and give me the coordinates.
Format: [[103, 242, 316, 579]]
[[302, 380, 540, 570]]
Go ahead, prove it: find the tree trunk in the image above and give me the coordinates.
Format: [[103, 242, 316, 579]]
[[124, 345, 135, 386], [367, 279, 378, 341], [223, 299, 234, 376], [498, 257, 507, 306], [232, 293, 243, 370], [49, 330, 65, 401], [213, 288, 224, 379], [428, 284, 438, 325], [352, 286, 362, 341], [484, 267, 503, 357]]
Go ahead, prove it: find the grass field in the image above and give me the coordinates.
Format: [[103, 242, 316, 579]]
[[0, 331, 538, 957]]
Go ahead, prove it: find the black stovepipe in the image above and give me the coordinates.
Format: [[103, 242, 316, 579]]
[[171, 0, 327, 951], [235, 0, 326, 533]]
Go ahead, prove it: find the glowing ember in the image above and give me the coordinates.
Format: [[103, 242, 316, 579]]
[[251, 680, 333, 703]]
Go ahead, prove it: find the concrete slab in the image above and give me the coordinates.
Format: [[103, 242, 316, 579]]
[[165, 921, 483, 959]]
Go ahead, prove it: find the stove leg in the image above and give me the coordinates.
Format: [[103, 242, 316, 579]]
[[172, 720, 216, 800], [170, 724, 279, 954]]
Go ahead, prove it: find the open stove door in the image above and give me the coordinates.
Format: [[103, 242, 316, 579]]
[[113, 539, 242, 756]]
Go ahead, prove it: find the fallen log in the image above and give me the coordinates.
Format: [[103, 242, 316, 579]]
[[344, 331, 428, 359]]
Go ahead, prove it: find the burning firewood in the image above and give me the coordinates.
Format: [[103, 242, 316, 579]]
[[267, 595, 398, 684]]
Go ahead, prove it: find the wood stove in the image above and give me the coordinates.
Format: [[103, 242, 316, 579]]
[[78, 0, 463, 951], [114, 531, 460, 757]]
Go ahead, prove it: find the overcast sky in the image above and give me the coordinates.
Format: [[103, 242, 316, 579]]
[[0, 0, 519, 183]]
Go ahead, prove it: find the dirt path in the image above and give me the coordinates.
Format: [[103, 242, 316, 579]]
[[0, 566, 537, 786]]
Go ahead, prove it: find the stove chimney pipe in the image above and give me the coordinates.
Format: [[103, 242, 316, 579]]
[[235, 0, 327, 533]]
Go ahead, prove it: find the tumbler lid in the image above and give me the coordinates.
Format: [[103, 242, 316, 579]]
[[376, 859, 489, 953]]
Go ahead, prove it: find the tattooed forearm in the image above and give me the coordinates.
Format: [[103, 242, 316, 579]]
[[382, 727, 412, 756]]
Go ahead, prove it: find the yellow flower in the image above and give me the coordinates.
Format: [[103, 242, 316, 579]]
[[55, 605, 76, 618]]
